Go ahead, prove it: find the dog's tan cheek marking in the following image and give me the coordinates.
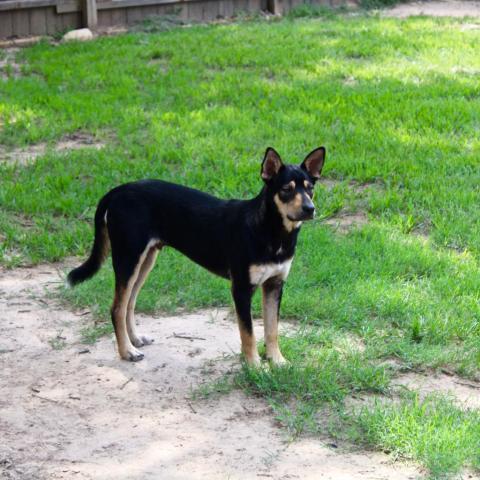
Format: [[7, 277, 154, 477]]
[[273, 193, 288, 215], [274, 194, 301, 232], [288, 193, 303, 228], [293, 193, 302, 208]]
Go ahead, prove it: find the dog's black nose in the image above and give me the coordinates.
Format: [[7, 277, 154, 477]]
[[302, 204, 315, 216]]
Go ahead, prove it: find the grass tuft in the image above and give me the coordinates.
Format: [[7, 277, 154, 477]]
[[345, 393, 480, 478]]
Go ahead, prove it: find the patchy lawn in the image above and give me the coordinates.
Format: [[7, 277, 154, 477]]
[[2, 9, 480, 478]]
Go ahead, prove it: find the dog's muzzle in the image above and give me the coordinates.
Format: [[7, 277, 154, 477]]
[[288, 203, 315, 222]]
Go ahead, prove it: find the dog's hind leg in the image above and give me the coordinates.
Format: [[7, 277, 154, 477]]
[[126, 243, 161, 348], [111, 239, 160, 362], [111, 279, 143, 362]]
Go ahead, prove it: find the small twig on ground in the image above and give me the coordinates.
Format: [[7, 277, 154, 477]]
[[170, 332, 206, 341], [120, 377, 133, 390], [453, 379, 480, 389], [187, 401, 197, 414], [242, 404, 252, 415], [32, 394, 60, 404]]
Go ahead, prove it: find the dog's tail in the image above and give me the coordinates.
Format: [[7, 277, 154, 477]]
[[67, 195, 111, 287]]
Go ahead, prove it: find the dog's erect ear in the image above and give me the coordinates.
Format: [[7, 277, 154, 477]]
[[261, 147, 284, 181], [301, 147, 326, 180]]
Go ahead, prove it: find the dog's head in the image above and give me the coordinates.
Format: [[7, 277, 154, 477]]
[[261, 147, 326, 231]]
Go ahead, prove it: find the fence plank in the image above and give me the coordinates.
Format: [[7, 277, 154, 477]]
[[97, 8, 112, 26], [45, 6, 58, 33], [248, 0, 261, 12], [85, 0, 98, 28], [187, 1, 203, 19], [109, 7, 126, 24], [61, 11, 81, 29], [57, 1, 80, 13], [0, 12, 13, 37], [4, 0, 283, 37], [11, 10, 30, 36], [222, 0, 233, 17], [202, 0, 219, 20], [126, 6, 143, 24], [52, 6, 64, 30], [233, 0, 248, 15], [0, 0, 55, 11], [29, 7, 47, 34], [176, 3, 188, 20]]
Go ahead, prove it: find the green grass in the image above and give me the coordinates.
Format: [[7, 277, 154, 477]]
[[345, 393, 480, 478], [2, 10, 480, 478]]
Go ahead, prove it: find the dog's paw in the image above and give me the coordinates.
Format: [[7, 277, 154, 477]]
[[267, 351, 289, 366], [131, 335, 154, 347], [140, 335, 154, 346], [243, 352, 262, 368], [121, 347, 145, 362]]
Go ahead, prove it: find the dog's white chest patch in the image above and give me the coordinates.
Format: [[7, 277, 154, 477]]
[[249, 258, 293, 285]]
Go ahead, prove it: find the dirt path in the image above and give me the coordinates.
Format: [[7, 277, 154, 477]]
[[385, 1, 480, 18], [0, 265, 420, 480]]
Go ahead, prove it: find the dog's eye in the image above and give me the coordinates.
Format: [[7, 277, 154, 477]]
[[281, 184, 294, 193], [304, 182, 314, 196]]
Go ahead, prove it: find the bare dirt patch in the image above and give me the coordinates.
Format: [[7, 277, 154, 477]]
[[385, 1, 480, 18], [0, 133, 105, 165], [319, 178, 381, 233], [0, 48, 21, 80], [393, 371, 480, 410], [318, 177, 383, 195], [0, 264, 421, 480], [322, 211, 369, 233]]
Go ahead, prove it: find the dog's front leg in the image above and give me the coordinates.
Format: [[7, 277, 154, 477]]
[[262, 277, 287, 365], [231, 283, 261, 366]]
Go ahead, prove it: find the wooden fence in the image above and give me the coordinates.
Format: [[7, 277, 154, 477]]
[[0, 0, 340, 39]]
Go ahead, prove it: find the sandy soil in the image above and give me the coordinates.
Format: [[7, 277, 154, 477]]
[[394, 371, 480, 409], [0, 48, 21, 80], [385, 1, 480, 18], [0, 264, 421, 480], [0, 132, 105, 165]]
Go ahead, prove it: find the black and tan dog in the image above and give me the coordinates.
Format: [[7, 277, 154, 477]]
[[68, 147, 326, 365]]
